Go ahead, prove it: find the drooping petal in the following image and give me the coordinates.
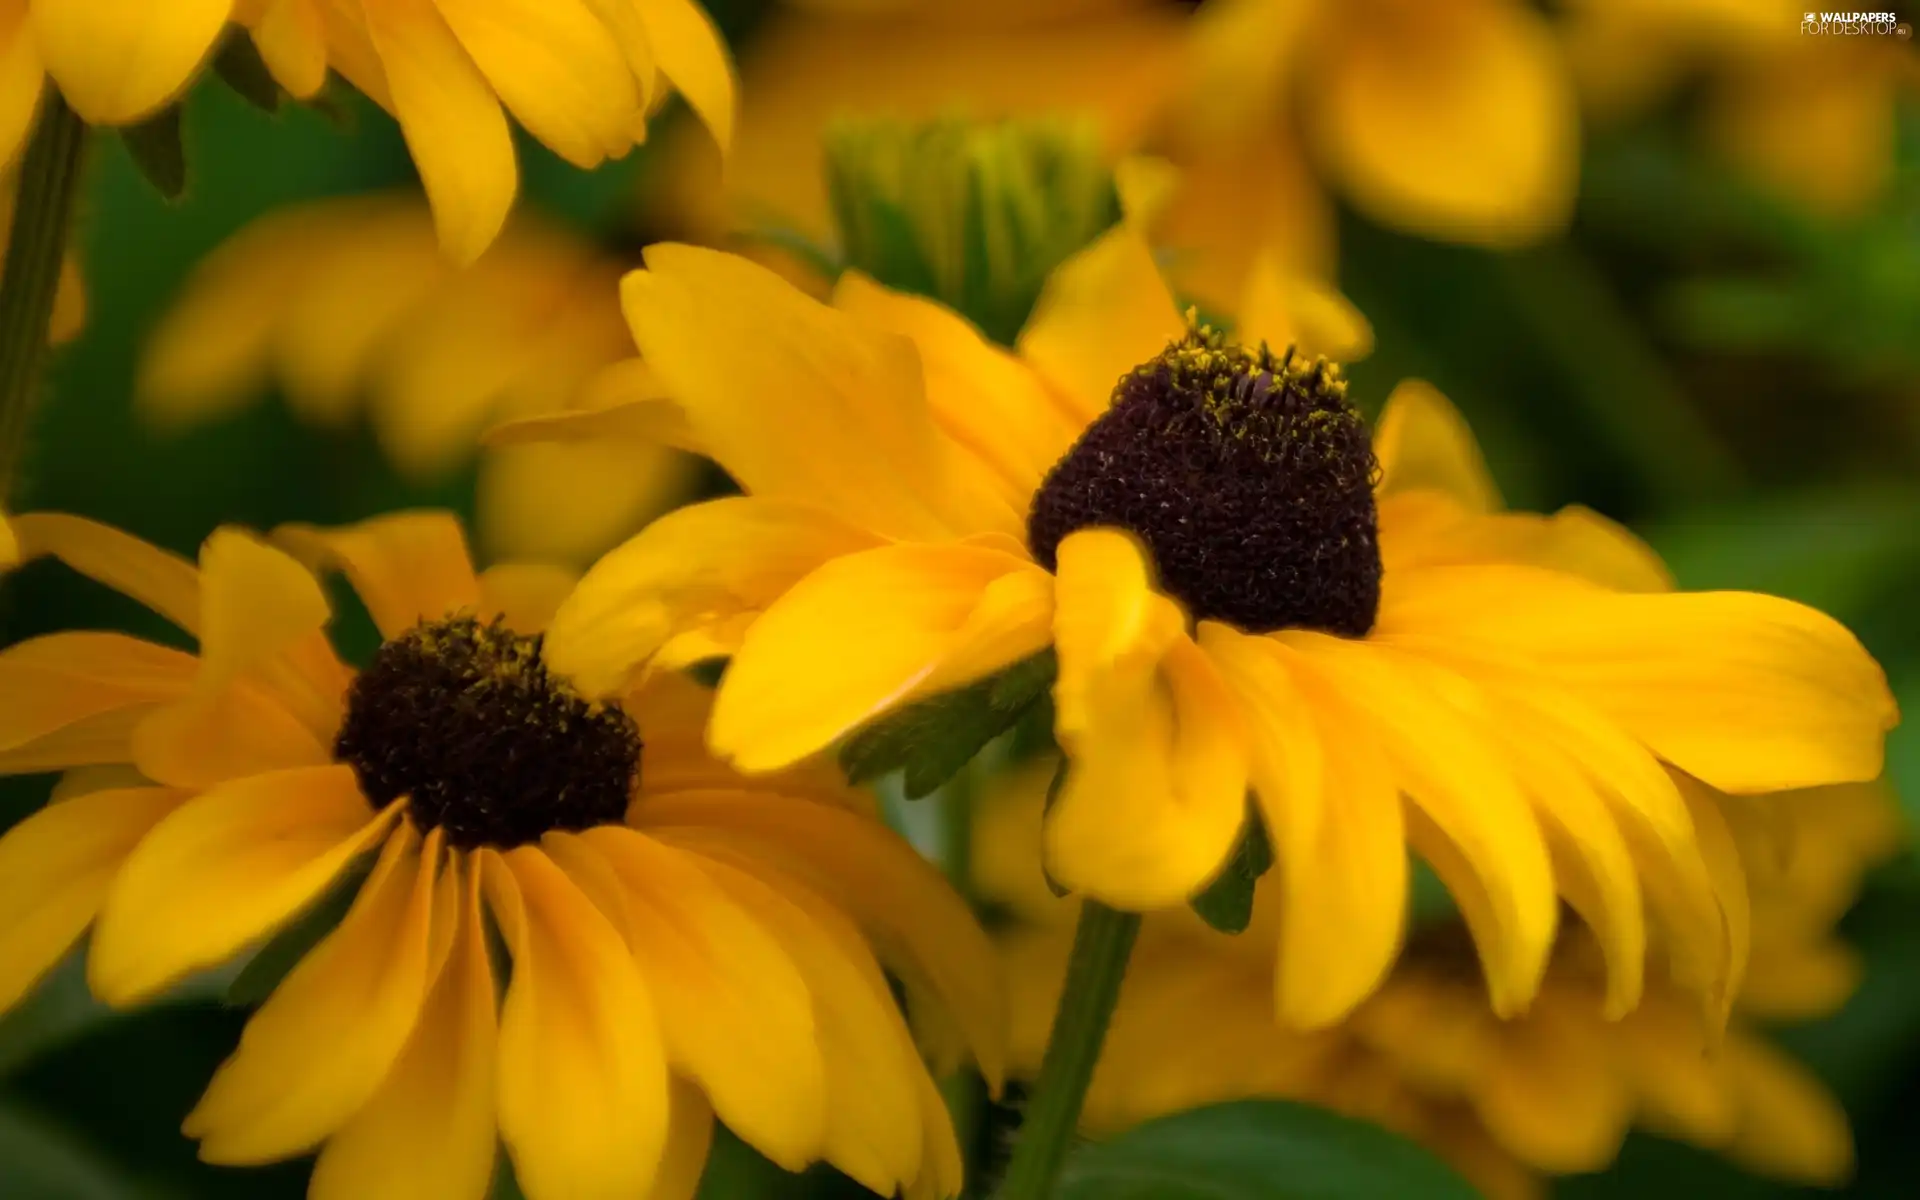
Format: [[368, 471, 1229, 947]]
[[637, 791, 1006, 1088], [481, 847, 670, 1200], [624, 243, 995, 539], [1234, 255, 1373, 363], [653, 1080, 717, 1200], [30, 0, 232, 124], [1198, 623, 1406, 1028], [1017, 225, 1184, 426], [710, 542, 1053, 773], [632, 0, 735, 147], [1283, 632, 1557, 1016], [274, 512, 482, 639], [544, 496, 881, 699], [1471, 995, 1633, 1172], [0, 633, 197, 760], [130, 682, 331, 788], [562, 828, 825, 1170], [1372, 380, 1501, 512], [1722, 1037, 1853, 1185], [690, 853, 927, 1195], [1045, 529, 1248, 909], [361, 0, 517, 265], [433, 0, 639, 167], [0, 786, 187, 1012], [188, 827, 441, 1162], [474, 563, 576, 635], [193, 529, 333, 688], [250, 0, 328, 98], [310, 854, 499, 1200], [1309, 0, 1577, 246], [8, 513, 200, 633], [88, 765, 398, 1006]]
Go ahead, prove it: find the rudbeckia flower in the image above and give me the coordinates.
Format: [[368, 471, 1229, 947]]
[[1563, 0, 1914, 217], [137, 192, 695, 564], [981, 759, 1902, 1199], [0, 509, 997, 1200], [546, 225, 1895, 1029], [1184, 0, 1581, 249]]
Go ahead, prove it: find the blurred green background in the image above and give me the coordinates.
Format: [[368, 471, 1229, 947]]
[[3, 1, 1920, 1196]]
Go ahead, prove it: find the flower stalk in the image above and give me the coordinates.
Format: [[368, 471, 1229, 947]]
[[0, 93, 87, 503], [995, 899, 1141, 1200]]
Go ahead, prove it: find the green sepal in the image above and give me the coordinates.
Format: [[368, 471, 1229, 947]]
[[839, 649, 1057, 799], [213, 33, 282, 114], [1188, 802, 1272, 935], [224, 861, 370, 1007], [119, 106, 186, 201]]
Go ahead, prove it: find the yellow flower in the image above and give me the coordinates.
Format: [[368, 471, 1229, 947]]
[[547, 225, 1894, 1030], [1184, 0, 1581, 251], [0, 509, 998, 1200], [982, 760, 1902, 1199], [137, 192, 696, 564], [1563, 0, 1915, 217]]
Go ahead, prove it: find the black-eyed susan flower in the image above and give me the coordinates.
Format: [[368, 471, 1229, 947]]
[[0, 509, 998, 1200], [226, 0, 733, 263], [137, 192, 695, 564], [980, 758, 1902, 1200], [545, 224, 1894, 1030]]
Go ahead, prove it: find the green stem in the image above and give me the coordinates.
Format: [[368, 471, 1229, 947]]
[[0, 92, 88, 505], [995, 900, 1140, 1200]]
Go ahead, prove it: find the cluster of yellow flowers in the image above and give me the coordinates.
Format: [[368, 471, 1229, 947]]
[[0, 3, 1911, 1200]]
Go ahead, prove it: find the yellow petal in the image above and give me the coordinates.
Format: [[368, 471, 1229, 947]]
[[1045, 530, 1248, 909], [1198, 624, 1406, 1028], [130, 683, 331, 787], [711, 542, 1052, 773], [562, 828, 825, 1170], [1723, 1037, 1853, 1185], [362, 0, 517, 265], [544, 496, 881, 699], [636, 791, 1006, 1090], [1235, 254, 1373, 363], [0, 2, 43, 173], [476, 440, 695, 567], [8, 513, 200, 634], [653, 1080, 716, 1200], [1473, 998, 1632, 1172], [832, 271, 1081, 510], [250, 0, 327, 98], [434, 0, 638, 167], [1310, 0, 1576, 246], [690, 853, 926, 1194], [30, 0, 231, 124], [273, 512, 481, 639], [1413, 572, 1897, 793], [624, 243, 989, 540], [310, 854, 499, 1200], [473, 562, 576, 635], [194, 528, 332, 689], [188, 827, 441, 1162], [1678, 780, 1750, 1028], [0, 633, 197, 759], [633, 0, 735, 147], [1284, 633, 1557, 1016], [88, 765, 397, 1006], [1706, 45, 1896, 218], [0, 785, 187, 1013], [1373, 380, 1501, 512], [481, 847, 670, 1200], [1017, 224, 1184, 427]]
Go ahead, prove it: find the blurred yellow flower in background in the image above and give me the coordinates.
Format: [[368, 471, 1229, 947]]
[[542, 225, 1892, 1029], [0, 509, 999, 1200], [137, 192, 696, 564], [1564, 0, 1916, 217], [981, 757, 1904, 1199]]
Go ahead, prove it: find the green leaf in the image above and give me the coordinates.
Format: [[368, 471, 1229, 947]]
[[212, 33, 282, 114], [839, 650, 1056, 799], [119, 106, 187, 201], [1189, 805, 1271, 934], [225, 862, 369, 1008], [1056, 1100, 1480, 1200]]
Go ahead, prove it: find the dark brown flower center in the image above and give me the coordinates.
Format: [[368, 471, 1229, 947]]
[[334, 616, 641, 849], [1026, 326, 1383, 636]]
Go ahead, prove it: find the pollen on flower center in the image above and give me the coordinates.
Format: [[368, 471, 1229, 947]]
[[335, 616, 641, 849], [1026, 325, 1384, 637]]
